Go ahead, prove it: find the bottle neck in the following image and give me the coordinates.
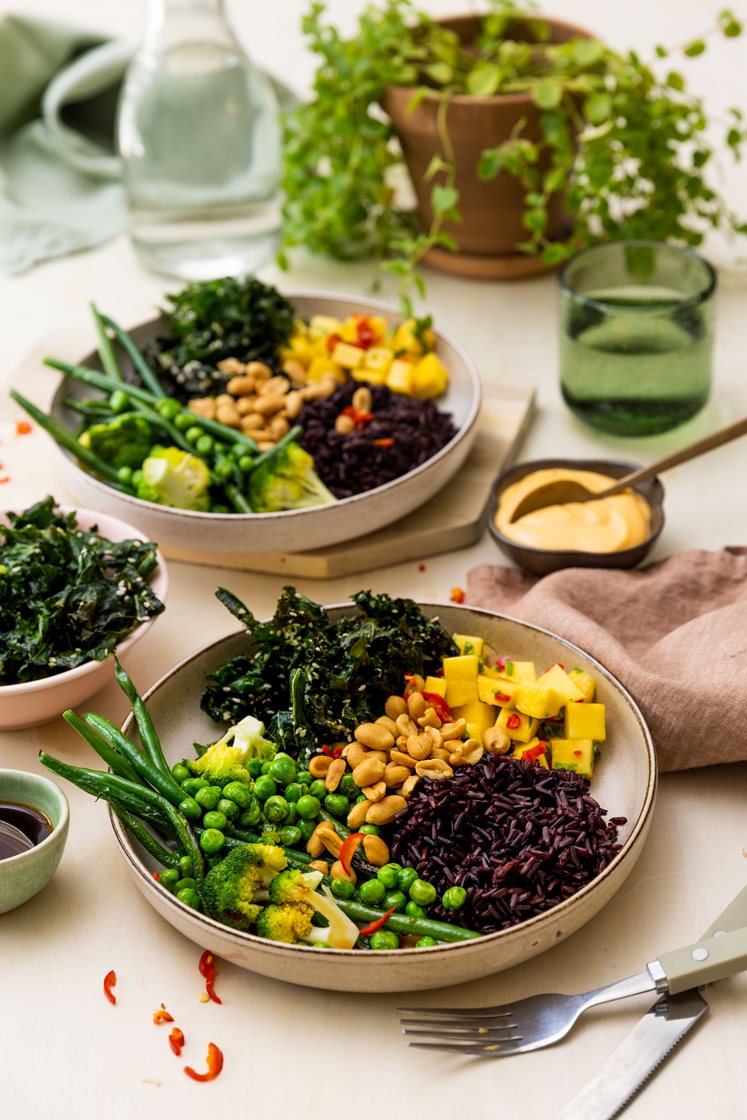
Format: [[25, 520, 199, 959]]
[[143, 0, 236, 50]]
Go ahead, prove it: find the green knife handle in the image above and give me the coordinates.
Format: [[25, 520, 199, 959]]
[[701, 882, 747, 938], [657, 925, 747, 995]]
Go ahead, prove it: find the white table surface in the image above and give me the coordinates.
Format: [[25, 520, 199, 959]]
[[2, 2, 747, 1118]]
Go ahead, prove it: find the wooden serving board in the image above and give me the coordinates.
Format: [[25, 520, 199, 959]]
[[2, 327, 534, 579]]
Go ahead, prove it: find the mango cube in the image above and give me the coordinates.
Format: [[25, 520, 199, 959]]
[[496, 708, 538, 743], [423, 675, 447, 698], [550, 738, 595, 780], [353, 368, 388, 384], [445, 679, 479, 708], [307, 356, 345, 382], [565, 702, 606, 741], [511, 738, 550, 768], [411, 352, 449, 398], [386, 358, 414, 394], [513, 682, 563, 720], [330, 342, 365, 370], [536, 664, 585, 704], [568, 668, 597, 702], [498, 660, 536, 684], [452, 700, 495, 740], [308, 314, 342, 338], [477, 675, 520, 707], [390, 318, 434, 357], [361, 346, 393, 372], [452, 634, 485, 658], [442, 654, 479, 682]]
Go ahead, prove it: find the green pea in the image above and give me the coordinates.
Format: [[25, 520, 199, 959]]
[[442, 886, 468, 910], [415, 936, 439, 948], [202, 810, 228, 831], [199, 828, 225, 855], [409, 879, 437, 907], [238, 798, 262, 828], [339, 773, 359, 799], [285, 803, 298, 825], [109, 389, 130, 413], [264, 795, 290, 823], [298, 819, 316, 842], [382, 889, 408, 913], [358, 878, 386, 906], [217, 798, 239, 821], [330, 878, 356, 900], [185, 425, 203, 444], [269, 754, 297, 785], [308, 779, 327, 800], [116, 465, 133, 484], [211, 502, 230, 514], [223, 781, 251, 808], [176, 888, 201, 909], [159, 868, 180, 892], [213, 457, 235, 482], [370, 930, 400, 951], [131, 469, 143, 488], [404, 901, 428, 919], [278, 825, 303, 848], [260, 827, 280, 844], [177, 855, 193, 878], [260, 761, 273, 775], [178, 797, 201, 822], [171, 763, 191, 784], [195, 434, 214, 456], [238, 454, 254, 472], [195, 784, 222, 811], [359, 823, 381, 837], [284, 782, 303, 804], [324, 793, 349, 819], [296, 770, 312, 786], [397, 867, 419, 893], [376, 863, 402, 890], [181, 777, 208, 795], [253, 775, 277, 801], [246, 758, 263, 779], [156, 397, 181, 421], [295, 794, 321, 820], [175, 877, 197, 892]]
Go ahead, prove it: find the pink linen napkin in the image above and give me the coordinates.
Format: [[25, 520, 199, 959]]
[[466, 548, 747, 771]]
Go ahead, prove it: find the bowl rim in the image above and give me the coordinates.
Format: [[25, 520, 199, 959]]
[[111, 600, 657, 960], [0, 503, 168, 696], [52, 289, 482, 524], [0, 768, 69, 865], [487, 457, 665, 562]]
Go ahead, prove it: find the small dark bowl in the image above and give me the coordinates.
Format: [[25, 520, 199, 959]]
[[487, 458, 665, 576]]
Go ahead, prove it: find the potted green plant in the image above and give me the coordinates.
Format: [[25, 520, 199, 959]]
[[281, 1, 746, 307]]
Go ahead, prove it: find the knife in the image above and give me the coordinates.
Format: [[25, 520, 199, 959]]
[[554, 882, 747, 1119]]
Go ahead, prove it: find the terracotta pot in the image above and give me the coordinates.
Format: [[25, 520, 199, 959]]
[[381, 14, 594, 272]]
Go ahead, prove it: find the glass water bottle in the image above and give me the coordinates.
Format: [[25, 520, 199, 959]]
[[117, 0, 282, 279]]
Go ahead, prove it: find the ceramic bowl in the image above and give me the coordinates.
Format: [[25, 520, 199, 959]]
[[0, 769, 69, 913], [0, 506, 168, 730], [487, 458, 665, 576], [49, 292, 482, 559], [111, 603, 656, 993]]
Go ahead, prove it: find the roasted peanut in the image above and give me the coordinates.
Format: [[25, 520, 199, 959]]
[[282, 359, 307, 383], [417, 706, 442, 729], [365, 795, 408, 825], [351, 756, 386, 788], [330, 859, 356, 884], [415, 758, 454, 780], [384, 764, 411, 787], [216, 404, 241, 428], [401, 774, 421, 798], [362, 780, 387, 803], [240, 413, 264, 430], [325, 757, 346, 792], [236, 396, 257, 416], [431, 746, 453, 762], [257, 441, 276, 452], [375, 715, 399, 737], [247, 361, 272, 379], [461, 740, 485, 765], [448, 744, 464, 766], [354, 722, 395, 751], [406, 691, 427, 720], [227, 375, 255, 396], [395, 713, 419, 738], [362, 834, 390, 866], [309, 754, 333, 778], [341, 742, 368, 769], [260, 375, 290, 397], [269, 416, 290, 440], [215, 393, 235, 408], [309, 859, 330, 876], [422, 726, 443, 751], [389, 749, 417, 770], [217, 357, 246, 375], [315, 821, 342, 858], [284, 389, 303, 419], [335, 414, 355, 435], [346, 798, 370, 830], [406, 733, 431, 761], [483, 725, 511, 754], [352, 386, 372, 411], [440, 718, 468, 741], [385, 695, 407, 720], [403, 674, 425, 695], [306, 829, 326, 858], [188, 397, 217, 419], [253, 394, 286, 417]]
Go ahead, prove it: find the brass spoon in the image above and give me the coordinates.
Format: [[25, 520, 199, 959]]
[[509, 414, 747, 523]]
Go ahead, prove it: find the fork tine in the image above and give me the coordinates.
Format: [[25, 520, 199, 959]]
[[396, 1005, 509, 1017], [407, 1039, 522, 1055], [399, 1013, 514, 1028], [402, 1027, 520, 1040]]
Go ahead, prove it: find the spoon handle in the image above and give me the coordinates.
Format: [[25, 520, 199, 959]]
[[601, 414, 747, 497]]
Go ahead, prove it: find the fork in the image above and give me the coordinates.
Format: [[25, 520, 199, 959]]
[[397, 920, 747, 1057]]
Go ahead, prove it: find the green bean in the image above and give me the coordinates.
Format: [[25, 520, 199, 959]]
[[247, 424, 303, 472], [91, 303, 124, 383], [43, 358, 158, 408], [113, 658, 173, 780], [338, 899, 480, 943], [111, 803, 181, 869], [102, 313, 166, 398], [62, 710, 140, 783], [39, 753, 172, 830], [223, 482, 253, 513], [82, 712, 184, 805]]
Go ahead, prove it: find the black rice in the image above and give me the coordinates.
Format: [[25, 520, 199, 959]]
[[297, 381, 458, 499], [389, 754, 626, 934]]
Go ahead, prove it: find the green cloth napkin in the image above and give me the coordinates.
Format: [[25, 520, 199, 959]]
[[0, 14, 295, 274]]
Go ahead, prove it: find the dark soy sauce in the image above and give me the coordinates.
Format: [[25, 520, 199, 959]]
[[0, 802, 53, 859]]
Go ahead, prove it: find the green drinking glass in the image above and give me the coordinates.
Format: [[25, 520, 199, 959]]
[[558, 240, 717, 436]]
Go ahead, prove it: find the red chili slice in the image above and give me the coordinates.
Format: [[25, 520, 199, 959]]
[[198, 950, 222, 1005], [523, 743, 547, 763], [15, 421, 32, 435], [169, 1027, 185, 1056], [185, 1042, 224, 1082], [326, 332, 341, 354], [506, 714, 522, 730], [450, 587, 465, 604], [356, 318, 376, 349], [494, 691, 511, 703], [340, 405, 373, 429], [373, 438, 394, 448], [339, 832, 365, 877], [421, 691, 452, 723], [103, 970, 117, 1005], [359, 904, 397, 937], [153, 1006, 174, 1024]]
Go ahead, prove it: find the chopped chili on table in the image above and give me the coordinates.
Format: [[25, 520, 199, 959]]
[[450, 587, 465, 604], [103, 970, 117, 1005], [184, 1042, 224, 1082], [198, 950, 222, 1005], [358, 904, 397, 937], [15, 420, 32, 435], [169, 1027, 185, 1057], [152, 1006, 174, 1024]]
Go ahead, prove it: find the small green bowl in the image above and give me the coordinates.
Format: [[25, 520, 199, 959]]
[[0, 770, 69, 914]]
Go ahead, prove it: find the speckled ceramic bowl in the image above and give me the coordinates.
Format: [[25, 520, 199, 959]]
[[0, 506, 168, 730], [111, 603, 656, 993], [49, 293, 482, 560], [487, 458, 665, 576], [0, 770, 69, 913]]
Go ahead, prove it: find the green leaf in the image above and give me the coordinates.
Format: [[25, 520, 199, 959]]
[[541, 242, 570, 264], [424, 155, 448, 181], [406, 87, 430, 114], [719, 9, 742, 37], [532, 78, 563, 110], [467, 62, 501, 97], [584, 93, 612, 125], [683, 39, 706, 57], [570, 40, 604, 68], [431, 184, 459, 216], [666, 71, 685, 91], [425, 61, 454, 87]]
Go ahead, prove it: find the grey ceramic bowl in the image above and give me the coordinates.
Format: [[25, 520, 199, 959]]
[[487, 458, 665, 576], [0, 770, 69, 914], [49, 293, 482, 559], [111, 603, 656, 993]]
